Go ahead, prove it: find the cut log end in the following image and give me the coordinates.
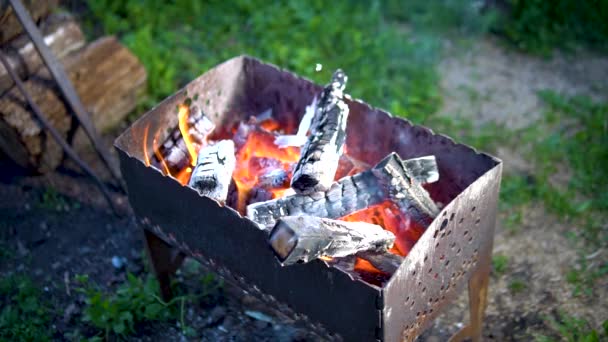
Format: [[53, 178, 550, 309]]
[[290, 174, 318, 193], [402, 155, 439, 184], [268, 221, 298, 261]]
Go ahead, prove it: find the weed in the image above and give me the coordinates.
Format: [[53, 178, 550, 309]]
[[566, 259, 608, 298], [0, 275, 53, 341], [508, 279, 527, 294], [76, 270, 224, 339], [77, 273, 177, 338], [492, 254, 509, 275], [535, 312, 608, 342], [37, 187, 80, 212], [198, 273, 224, 308]]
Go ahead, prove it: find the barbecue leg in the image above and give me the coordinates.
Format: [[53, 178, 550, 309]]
[[448, 249, 491, 342], [143, 229, 185, 301]]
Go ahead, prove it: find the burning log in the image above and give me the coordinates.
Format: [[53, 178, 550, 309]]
[[373, 153, 439, 227], [258, 168, 290, 189], [291, 70, 349, 195], [188, 140, 236, 202], [156, 105, 215, 171], [248, 153, 439, 229], [356, 251, 404, 275], [268, 216, 395, 266], [402, 155, 439, 184]]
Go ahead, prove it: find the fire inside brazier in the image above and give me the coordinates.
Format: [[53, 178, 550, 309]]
[[115, 56, 502, 342]]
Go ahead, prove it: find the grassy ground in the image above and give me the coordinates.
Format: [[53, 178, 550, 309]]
[[2, 0, 607, 340]]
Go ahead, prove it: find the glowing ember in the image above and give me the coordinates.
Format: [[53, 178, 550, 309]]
[[231, 121, 300, 213], [354, 257, 384, 274], [178, 105, 198, 166], [259, 118, 281, 131], [341, 201, 425, 257], [335, 154, 370, 180]]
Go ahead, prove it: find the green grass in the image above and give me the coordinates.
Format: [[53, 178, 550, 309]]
[[508, 279, 527, 294], [535, 313, 608, 342], [493, 0, 608, 55], [492, 254, 509, 275], [76, 270, 223, 339], [499, 91, 607, 222], [77, 273, 177, 338], [383, 0, 497, 36], [85, 0, 442, 122], [494, 91, 608, 296], [0, 275, 53, 341], [37, 187, 81, 212]]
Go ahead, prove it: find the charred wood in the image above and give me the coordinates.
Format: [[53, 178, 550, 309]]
[[258, 168, 289, 189], [155, 105, 215, 171], [356, 251, 404, 275], [373, 153, 439, 227], [189, 140, 236, 202], [268, 216, 395, 266], [291, 69, 349, 195], [247, 153, 439, 229], [402, 155, 439, 184]]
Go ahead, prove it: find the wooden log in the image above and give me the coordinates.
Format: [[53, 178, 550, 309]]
[[402, 155, 439, 184], [0, 0, 58, 45], [372, 153, 439, 227], [356, 251, 404, 275], [290, 69, 349, 195], [247, 153, 438, 229], [268, 216, 395, 266], [258, 168, 289, 189], [188, 140, 236, 202], [0, 14, 85, 94], [0, 36, 147, 172], [155, 105, 215, 172]]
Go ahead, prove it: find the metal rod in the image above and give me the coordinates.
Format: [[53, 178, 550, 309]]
[[0, 52, 120, 215], [8, 0, 125, 191]]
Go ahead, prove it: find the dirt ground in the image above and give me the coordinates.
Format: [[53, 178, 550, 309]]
[[1, 38, 607, 341], [423, 37, 608, 341]]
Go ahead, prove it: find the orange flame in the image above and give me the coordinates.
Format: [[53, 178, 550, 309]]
[[178, 105, 198, 166], [176, 167, 192, 185], [143, 124, 151, 167], [152, 130, 170, 175], [232, 122, 300, 213]]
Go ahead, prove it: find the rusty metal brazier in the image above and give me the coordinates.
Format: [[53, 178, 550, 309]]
[[115, 56, 502, 341]]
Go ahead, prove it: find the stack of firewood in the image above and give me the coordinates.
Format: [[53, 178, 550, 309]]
[[0, 0, 147, 172]]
